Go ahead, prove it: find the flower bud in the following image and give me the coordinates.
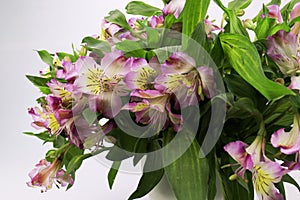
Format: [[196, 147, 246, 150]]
[[243, 19, 255, 30]]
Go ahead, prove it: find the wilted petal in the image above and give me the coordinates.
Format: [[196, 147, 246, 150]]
[[290, 3, 300, 34]]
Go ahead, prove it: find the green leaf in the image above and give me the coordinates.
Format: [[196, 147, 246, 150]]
[[126, 1, 162, 16], [163, 129, 209, 200], [190, 21, 211, 52], [214, 0, 249, 37], [162, 0, 171, 5], [104, 10, 131, 30], [108, 161, 121, 189], [282, 174, 300, 192], [116, 40, 146, 58], [228, 0, 252, 10], [82, 36, 111, 53], [26, 75, 50, 87], [66, 153, 92, 174], [255, 17, 276, 39], [281, 0, 300, 21], [182, 0, 210, 47], [23, 131, 54, 142], [36, 50, 53, 67], [56, 52, 77, 63], [38, 86, 51, 94], [53, 135, 66, 148], [219, 33, 295, 100], [128, 141, 164, 200]]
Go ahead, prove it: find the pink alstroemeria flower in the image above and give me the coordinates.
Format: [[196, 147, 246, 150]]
[[163, 0, 186, 19], [28, 96, 72, 136], [149, 16, 164, 28], [155, 52, 216, 108], [27, 159, 73, 192], [56, 59, 82, 83], [123, 90, 182, 132], [271, 113, 300, 155], [75, 51, 130, 118], [253, 161, 285, 200], [125, 57, 160, 90], [267, 5, 283, 23], [224, 136, 286, 200], [266, 30, 300, 75]]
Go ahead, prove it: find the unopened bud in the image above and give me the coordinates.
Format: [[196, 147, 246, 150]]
[[243, 19, 255, 30], [236, 9, 245, 17], [79, 47, 87, 56]]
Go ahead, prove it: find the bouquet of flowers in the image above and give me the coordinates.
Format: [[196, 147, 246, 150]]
[[25, 0, 300, 199]]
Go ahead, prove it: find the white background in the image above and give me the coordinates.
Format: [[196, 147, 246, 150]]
[[0, 0, 299, 199]]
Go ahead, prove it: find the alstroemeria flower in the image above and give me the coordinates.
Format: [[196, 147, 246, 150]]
[[204, 19, 224, 38], [75, 51, 130, 118], [123, 90, 182, 133], [124, 57, 160, 90], [56, 59, 81, 83], [289, 76, 300, 92], [47, 79, 75, 108], [253, 161, 285, 200], [224, 136, 265, 178], [155, 52, 216, 108], [28, 96, 72, 135], [163, 0, 186, 19], [223, 141, 254, 177], [267, 5, 283, 23], [149, 16, 164, 28], [224, 136, 286, 199], [266, 30, 300, 75], [271, 113, 300, 155], [27, 159, 73, 192]]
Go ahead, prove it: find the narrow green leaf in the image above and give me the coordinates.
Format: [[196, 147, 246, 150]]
[[182, 0, 210, 47], [104, 10, 131, 30], [36, 50, 54, 67], [228, 0, 252, 10], [126, 1, 162, 16], [163, 129, 209, 200], [255, 17, 276, 39], [214, 0, 249, 37], [219, 34, 295, 100], [108, 161, 121, 189], [26, 75, 50, 87], [66, 153, 92, 174], [23, 131, 54, 142], [128, 141, 164, 200], [281, 0, 300, 21], [282, 174, 300, 192]]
